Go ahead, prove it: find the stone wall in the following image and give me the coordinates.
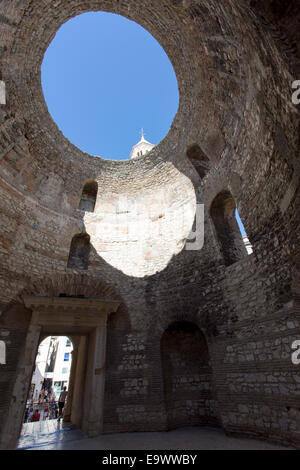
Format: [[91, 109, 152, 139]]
[[0, 305, 31, 436], [0, 0, 299, 448], [161, 322, 220, 429]]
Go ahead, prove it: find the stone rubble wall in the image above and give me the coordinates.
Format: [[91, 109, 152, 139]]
[[0, 0, 299, 448]]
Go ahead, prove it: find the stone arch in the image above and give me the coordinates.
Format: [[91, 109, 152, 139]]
[[17, 273, 130, 332], [79, 180, 98, 212], [153, 310, 199, 339], [19, 273, 121, 302], [67, 233, 90, 270], [161, 320, 220, 430], [210, 190, 247, 267], [186, 142, 210, 179]]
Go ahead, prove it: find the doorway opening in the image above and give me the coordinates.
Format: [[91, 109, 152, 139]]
[[23, 336, 73, 423], [2, 294, 120, 450], [161, 321, 220, 430], [18, 336, 75, 446]]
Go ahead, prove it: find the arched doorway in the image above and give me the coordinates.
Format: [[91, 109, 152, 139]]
[[161, 321, 220, 430], [0, 295, 120, 450], [18, 336, 74, 446]]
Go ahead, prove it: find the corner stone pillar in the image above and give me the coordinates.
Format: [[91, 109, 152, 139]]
[[82, 322, 108, 437], [71, 335, 88, 427], [0, 321, 41, 450], [63, 337, 80, 422]]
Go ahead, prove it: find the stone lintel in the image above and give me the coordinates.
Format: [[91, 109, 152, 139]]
[[23, 295, 120, 317]]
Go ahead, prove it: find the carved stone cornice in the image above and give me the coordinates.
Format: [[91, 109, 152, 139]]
[[23, 296, 120, 331], [23, 295, 120, 315]]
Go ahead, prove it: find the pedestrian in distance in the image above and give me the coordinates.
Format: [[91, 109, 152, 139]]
[[57, 386, 68, 422], [32, 409, 40, 422], [28, 408, 34, 422]]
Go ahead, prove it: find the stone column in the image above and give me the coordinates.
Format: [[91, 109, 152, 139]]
[[82, 322, 108, 437], [71, 335, 88, 427], [63, 337, 79, 423], [0, 321, 41, 450]]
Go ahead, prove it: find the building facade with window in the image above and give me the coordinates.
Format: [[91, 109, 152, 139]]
[[130, 130, 155, 159], [30, 337, 73, 402]]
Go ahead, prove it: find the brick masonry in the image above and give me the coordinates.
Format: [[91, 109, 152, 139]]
[[0, 0, 299, 448]]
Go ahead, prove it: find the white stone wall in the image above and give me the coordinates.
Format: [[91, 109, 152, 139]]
[[84, 168, 196, 277]]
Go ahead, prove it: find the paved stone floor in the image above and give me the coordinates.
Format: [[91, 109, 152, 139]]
[[17, 420, 292, 450], [17, 420, 87, 450]]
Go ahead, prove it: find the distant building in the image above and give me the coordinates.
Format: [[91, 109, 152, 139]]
[[130, 129, 155, 159], [243, 236, 253, 255], [30, 336, 73, 401]]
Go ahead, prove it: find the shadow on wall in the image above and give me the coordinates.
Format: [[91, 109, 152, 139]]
[[161, 321, 221, 430], [0, 127, 257, 445], [0, 164, 227, 440]]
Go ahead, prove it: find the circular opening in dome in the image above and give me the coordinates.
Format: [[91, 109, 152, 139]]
[[41, 12, 179, 161]]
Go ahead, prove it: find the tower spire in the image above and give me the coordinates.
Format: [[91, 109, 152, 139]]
[[130, 129, 155, 159]]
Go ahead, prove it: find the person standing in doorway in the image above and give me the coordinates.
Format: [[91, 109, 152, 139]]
[[28, 407, 34, 422], [57, 386, 68, 422], [32, 409, 40, 422]]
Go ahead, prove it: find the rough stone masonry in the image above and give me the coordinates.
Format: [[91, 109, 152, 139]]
[[0, 0, 299, 450]]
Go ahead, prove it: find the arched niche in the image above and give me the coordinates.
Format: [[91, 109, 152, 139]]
[[161, 321, 220, 430], [186, 143, 210, 179], [79, 180, 98, 212], [67, 233, 90, 270], [210, 191, 247, 266]]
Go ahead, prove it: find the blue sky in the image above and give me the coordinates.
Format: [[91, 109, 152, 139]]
[[42, 12, 247, 237], [42, 11, 179, 160], [236, 209, 246, 237]]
